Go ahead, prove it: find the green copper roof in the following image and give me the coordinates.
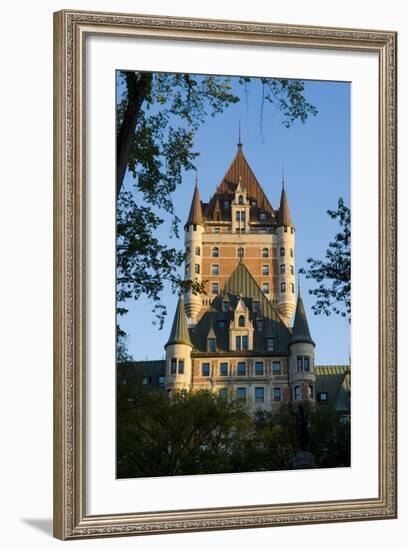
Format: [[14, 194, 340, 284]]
[[189, 261, 292, 353], [276, 184, 293, 227], [291, 289, 315, 346], [165, 296, 193, 348], [315, 365, 351, 412]]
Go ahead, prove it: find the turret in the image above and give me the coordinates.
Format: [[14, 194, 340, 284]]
[[184, 176, 205, 323], [165, 295, 193, 393], [275, 179, 296, 323], [288, 284, 316, 407]]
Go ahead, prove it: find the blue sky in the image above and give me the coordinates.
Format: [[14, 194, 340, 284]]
[[118, 75, 350, 365]]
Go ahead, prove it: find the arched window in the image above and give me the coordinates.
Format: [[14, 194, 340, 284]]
[[238, 195, 244, 204], [212, 247, 219, 257], [238, 315, 245, 327], [237, 247, 244, 258], [280, 247, 285, 257], [262, 247, 269, 258], [195, 246, 200, 256]]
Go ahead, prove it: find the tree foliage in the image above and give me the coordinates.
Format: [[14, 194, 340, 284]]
[[299, 198, 351, 320], [117, 381, 350, 478], [116, 72, 318, 334]]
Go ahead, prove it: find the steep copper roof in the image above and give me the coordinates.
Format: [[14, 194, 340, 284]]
[[165, 296, 193, 348], [185, 179, 204, 228], [189, 261, 292, 353], [290, 288, 315, 346], [315, 365, 351, 412], [276, 182, 293, 227], [204, 145, 275, 222]]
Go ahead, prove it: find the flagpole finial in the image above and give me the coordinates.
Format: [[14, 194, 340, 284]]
[[238, 120, 242, 148], [282, 167, 285, 189], [195, 170, 198, 187]]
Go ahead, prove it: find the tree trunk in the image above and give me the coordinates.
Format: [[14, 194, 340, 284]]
[[116, 72, 152, 195]]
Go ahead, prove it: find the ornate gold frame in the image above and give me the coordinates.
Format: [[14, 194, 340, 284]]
[[53, 9, 397, 540]]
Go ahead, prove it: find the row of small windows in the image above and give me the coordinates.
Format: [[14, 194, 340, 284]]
[[201, 361, 282, 377], [210, 247, 293, 258], [209, 264, 274, 276], [219, 386, 282, 402]]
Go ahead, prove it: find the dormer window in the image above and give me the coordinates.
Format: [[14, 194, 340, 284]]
[[251, 200, 257, 207], [260, 213, 266, 222], [222, 301, 229, 313], [253, 301, 260, 313], [238, 315, 245, 327], [236, 211, 240, 221], [207, 338, 216, 352], [238, 195, 244, 205], [257, 319, 264, 332], [224, 200, 230, 209]]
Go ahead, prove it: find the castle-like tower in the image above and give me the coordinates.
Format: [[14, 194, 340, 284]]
[[165, 139, 315, 412]]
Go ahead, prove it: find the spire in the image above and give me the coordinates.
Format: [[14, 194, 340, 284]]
[[165, 295, 193, 348], [290, 290, 315, 346], [185, 175, 204, 228], [276, 179, 293, 227], [238, 120, 242, 149]]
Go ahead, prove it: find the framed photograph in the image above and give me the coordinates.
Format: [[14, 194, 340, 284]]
[[53, 9, 397, 540]]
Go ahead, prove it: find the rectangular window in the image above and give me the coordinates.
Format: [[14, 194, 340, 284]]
[[171, 358, 177, 375], [217, 319, 225, 329], [220, 362, 228, 376], [224, 200, 230, 209], [309, 385, 314, 399], [208, 339, 216, 352], [195, 264, 200, 274], [255, 387, 265, 402], [236, 211, 240, 221], [142, 377, 149, 385], [257, 319, 264, 332], [281, 282, 286, 292], [193, 224, 197, 231], [237, 387, 246, 400], [237, 362, 246, 376], [202, 363, 210, 376], [262, 265, 269, 276], [211, 282, 219, 294], [262, 283, 270, 294], [222, 302, 229, 312], [260, 213, 266, 222], [212, 264, 219, 275], [304, 356, 310, 371], [178, 360, 184, 374], [273, 387, 281, 401], [297, 356, 304, 372], [280, 264, 285, 275], [262, 248, 269, 258], [266, 337, 275, 351], [280, 247, 285, 257], [241, 211, 246, 221], [251, 200, 257, 207], [284, 226, 288, 232], [242, 335, 248, 350], [158, 376, 165, 386], [235, 335, 241, 350], [253, 301, 260, 313], [318, 391, 328, 403], [272, 361, 281, 375], [219, 388, 228, 399], [185, 263, 190, 276], [294, 386, 301, 400], [214, 227, 220, 233], [255, 362, 264, 375]]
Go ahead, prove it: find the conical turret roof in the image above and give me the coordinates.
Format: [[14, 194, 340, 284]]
[[185, 177, 204, 228], [276, 181, 293, 227], [290, 287, 315, 346], [165, 295, 193, 348]]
